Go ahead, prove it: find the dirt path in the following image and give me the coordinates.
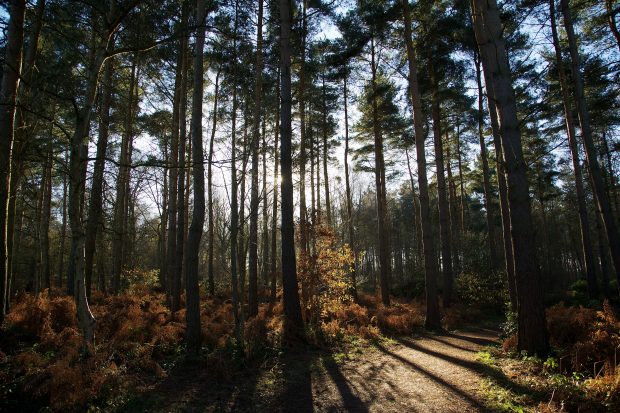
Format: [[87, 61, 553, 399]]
[[123, 328, 500, 413], [284, 328, 499, 413]]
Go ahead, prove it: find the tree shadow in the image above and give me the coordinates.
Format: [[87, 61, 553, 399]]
[[372, 341, 484, 409], [446, 331, 498, 347], [115, 354, 263, 413], [279, 346, 315, 413], [394, 336, 544, 401], [322, 355, 369, 412], [425, 335, 479, 352]]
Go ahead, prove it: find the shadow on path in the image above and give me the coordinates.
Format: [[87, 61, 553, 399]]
[[373, 341, 484, 409], [323, 355, 369, 412]]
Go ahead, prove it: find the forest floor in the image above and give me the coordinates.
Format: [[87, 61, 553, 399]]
[[120, 327, 506, 413]]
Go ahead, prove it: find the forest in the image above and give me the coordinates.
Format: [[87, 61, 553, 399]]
[[0, 0, 619, 411]]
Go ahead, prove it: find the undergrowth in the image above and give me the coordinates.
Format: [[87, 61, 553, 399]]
[[491, 300, 620, 412]]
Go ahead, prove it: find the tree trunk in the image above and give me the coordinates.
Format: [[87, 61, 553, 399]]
[[248, 0, 264, 318], [39, 145, 53, 290], [322, 74, 332, 227], [429, 61, 454, 307], [185, 0, 206, 355], [0, 0, 25, 322], [85, 59, 113, 297], [174, 20, 189, 311], [207, 69, 220, 297], [488, 98, 517, 312], [57, 155, 68, 289], [111, 57, 138, 294], [370, 37, 391, 307], [471, 0, 548, 355], [549, 0, 598, 298], [230, 0, 241, 336], [405, 148, 424, 267], [166, 23, 184, 307], [261, 117, 269, 291], [475, 53, 500, 270], [402, 0, 441, 329], [279, 0, 304, 332], [343, 70, 358, 300], [298, 0, 309, 253], [561, 0, 620, 298], [270, 84, 280, 304], [238, 102, 249, 311]]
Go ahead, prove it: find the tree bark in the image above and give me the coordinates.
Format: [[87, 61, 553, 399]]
[[174, 37, 189, 312], [475, 53, 500, 271], [343, 70, 358, 300], [0, 0, 25, 322], [270, 87, 280, 304], [549, 0, 598, 298], [166, 24, 184, 306], [298, 0, 309, 252], [111, 57, 138, 294], [85, 59, 113, 297], [322, 74, 332, 227], [248, 0, 264, 318], [429, 61, 454, 307], [185, 0, 207, 355], [57, 155, 68, 289], [207, 69, 220, 297], [230, 0, 241, 335], [39, 145, 53, 290], [279, 0, 304, 332], [471, 0, 548, 355], [370, 37, 391, 307], [488, 98, 517, 311], [402, 0, 441, 329], [261, 116, 269, 291]]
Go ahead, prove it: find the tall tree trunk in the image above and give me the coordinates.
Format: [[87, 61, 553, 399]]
[[475, 53, 500, 270], [488, 98, 517, 311], [229, 0, 241, 335], [561, 0, 620, 298], [471, 0, 548, 355], [57, 155, 68, 289], [39, 145, 53, 290], [261, 117, 269, 291], [298, 0, 309, 252], [166, 24, 184, 306], [207, 69, 220, 297], [248, 0, 264, 318], [279, 0, 304, 332], [160, 136, 168, 290], [405, 148, 424, 266], [174, 22, 189, 312], [343, 70, 358, 299], [85, 59, 113, 297], [111, 57, 138, 294], [7, 0, 46, 299], [445, 135, 461, 274], [270, 86, 280, 304], [402, 0, 440, 329], [0, 0, 25, 322], [185, 0, 206, 355], [549, 0, 598, 298], [429, 61, 454, 308], [322, 75, 332, 227], [370, 37, 391, 307], [238, 102, 249, 310]]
